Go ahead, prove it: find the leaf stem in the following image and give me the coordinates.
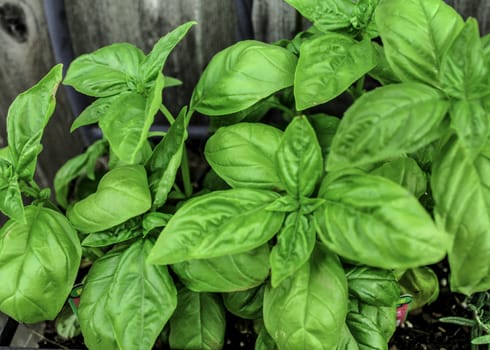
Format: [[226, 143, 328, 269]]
[[159, 104, 176, 125]]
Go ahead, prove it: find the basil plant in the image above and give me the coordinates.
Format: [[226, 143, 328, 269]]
[[0, 0, 488, 349]]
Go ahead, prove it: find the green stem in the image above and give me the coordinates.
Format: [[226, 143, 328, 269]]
[[160, 104, 175, 125], [352, 75, 366, 100]]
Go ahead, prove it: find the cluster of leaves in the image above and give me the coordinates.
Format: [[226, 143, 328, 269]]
[[0, 0, 489, 349]]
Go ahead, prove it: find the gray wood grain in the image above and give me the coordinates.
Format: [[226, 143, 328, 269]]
[[0, 0, 84, 188], [446, 0, 490, 34], [65, 0, 238, 115], [252, 0, 298, 42]]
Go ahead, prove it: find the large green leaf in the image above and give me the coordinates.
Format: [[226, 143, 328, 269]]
[[345, 312, 389, 349], [79, 241, 177, 350], [172, 245, 270, 293], [147, 189, 284, 264], [205, 122, 284, 190], [336, 325, 360, 350], [222, 285, 264, 319], [263, 244, 348, 350], [308, 114, 340, 159], [315, 173, 447, 269], [376, 0, 464, 86], [64, 43, 144, 97], [294, 34, 376, 111], [431, 136, 490, 294], [270, 212, 316, 287], [54, 139, 107, 209], [0, 159, 24, 221], [449, 99, 489, 160], [191, 40, 297, 115], [7, 65, 62, 180], [169, 288, 226, 350], [370, 157, 427, 198], [81, 218, 142, 247], [276, 116, 323, 197], [357, 303, 397, 342], [0, 206, 81, 323], [345, 267, 400, 307], [147, 107, 188, 208], [439, 18, 489, 99], [105, 239, 177, 350], [368, 43, 401, 86], [67, 165, 151, 233], [140, 21, 196, 82], [98, 92, 152, 164], [327, 83, 449, 171]]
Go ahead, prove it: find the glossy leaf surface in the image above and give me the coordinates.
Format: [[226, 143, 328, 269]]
[[316, 173, 447, 269], [67, 165, 151, 233], [0, 206, 81, 323], [264, 244, 348, 350], [276, 116, 323, 197], [70, 96, 117, 132], [346, 312, 388, 350], [222, 285, 264, 319], [205, 123, 284, 190], [399, 267, 439, 309], [376, 0, 464, 86], [270, 212, 316, 287], [192, 40, 297, 115], [0, 159, 24, 221], [172, 244, 270, 292], [327, 83, 449, 171], [169, 288, 226, 350], [431, 136, 490, 294], [64, 43, 143, 97], [7, 65, 62, 180], [148, 189, 284, 264], [295, 34, 376, 110]]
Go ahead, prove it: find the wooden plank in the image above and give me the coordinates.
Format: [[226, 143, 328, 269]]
[[445, 0, 490, 34], [0, 0, 85, 188], [65, 0, 238, 115], [252, 0, 298, 42]]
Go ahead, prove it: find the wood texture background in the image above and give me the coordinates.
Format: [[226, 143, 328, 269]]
[[0, 0, 489, 186]]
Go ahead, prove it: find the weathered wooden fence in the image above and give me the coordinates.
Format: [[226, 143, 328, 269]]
[[0, 0, 489, 187]]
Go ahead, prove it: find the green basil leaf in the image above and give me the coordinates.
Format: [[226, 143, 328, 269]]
[[54, 139, 107, 209], [172, 244, 270, 293], [149, 189, 284, 264], [283, 0, 356, 32], [294, 34, 376, 111], [141, 21, 196, 82], [98, 92, 152, 164], [7, 64, 62, 180], [0, 206, 81, 323], [70, 96, 117, 132], [440, 18, 490, 99], [191, 41, 297, 115], [345, 267, 400, 307], [376, 0, 464, 86], [316, 173, 447, 269], [336, 324, 360, 350], [346, 312, 388, 349], [368, 42, 401, 86], [270, 212, 316, 287], [64, 43, 144, 97], [105, 239, 177, 350], [327, 83, 450, 171], [399, 267, 439, 310], [358, 304, 397, 342], [142, 212, 172, 236], [67, 165, 151, 233], [0, 147, 10, 161], [205, 122, 284, 190], [255, 325, 278, 350], [370, 157, 427, 198], [449, 99, 489, 160], [264, 244, 348, 350], [169, 288, 225, 350], [81, 219, 142, 247], [308, 114, 341, 160], [0, 159, 24, 221], [147, 107, 189, 208], [265, 195, 299, 213], [55, 304, 81, 340], [222, 285, 265, 319], [276, 116, 323, 197], [431, 136, 490, 294]]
